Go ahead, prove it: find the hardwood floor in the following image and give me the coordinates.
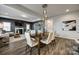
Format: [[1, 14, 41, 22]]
[[0, 37, 79, 55]]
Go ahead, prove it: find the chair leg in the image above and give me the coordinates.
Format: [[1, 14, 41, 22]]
[[30, 47, 32, 55], [26, 45, 28, 51], [25, 45, 29, 54], [46, 44, 49, 54], [49, 42, 53, 54], [50, 41, 53, 47], [53, 40, 56, 47], [52, 40, 56, 50], [52, 41, 55, 50]]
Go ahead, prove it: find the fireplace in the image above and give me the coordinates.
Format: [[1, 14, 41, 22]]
[[15, 27, 24, 34]]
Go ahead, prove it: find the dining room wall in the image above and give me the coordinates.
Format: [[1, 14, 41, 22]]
[[45, 19, 53, 32], [51, 11, 79, 39], [0, 17, 33, 33]]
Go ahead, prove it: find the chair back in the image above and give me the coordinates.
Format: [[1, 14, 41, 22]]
[[46, 32, 51, 42], [30, 30, 36, 36], [47, 32, 54, 42], [51, 32, 55, 40], [25, 32, 32, 47]]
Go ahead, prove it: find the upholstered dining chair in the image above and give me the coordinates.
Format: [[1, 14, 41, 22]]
[[25, 32, 38, 55], [30, 30, 36, 36], [40, 32, 55, 53]]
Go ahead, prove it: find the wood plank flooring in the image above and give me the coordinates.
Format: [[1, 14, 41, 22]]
[[0, 37, 79, 55]]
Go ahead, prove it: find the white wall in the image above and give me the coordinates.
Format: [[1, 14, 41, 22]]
[[45, 19, 53, 32], [52, 11, 79, 39]]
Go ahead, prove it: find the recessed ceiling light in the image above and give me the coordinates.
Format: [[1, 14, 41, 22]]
[[21, 14, 27, 17], [66, 9, 70, 12]]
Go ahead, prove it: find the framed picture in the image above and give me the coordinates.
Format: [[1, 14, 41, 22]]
[[62, 20, 76, 31]]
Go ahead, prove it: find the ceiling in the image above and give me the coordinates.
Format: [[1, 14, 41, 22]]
[[0, 4, 79, 22]]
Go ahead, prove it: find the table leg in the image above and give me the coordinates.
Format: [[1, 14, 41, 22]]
[[38, 38, 40, 55]]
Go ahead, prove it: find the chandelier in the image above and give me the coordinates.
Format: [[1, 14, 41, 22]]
[[42, 4, 48, 32]]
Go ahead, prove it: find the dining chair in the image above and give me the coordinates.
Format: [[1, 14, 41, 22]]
[[40, 32, 55, 53], [30, 30, 36, 36], [25, 32, 38, 55]]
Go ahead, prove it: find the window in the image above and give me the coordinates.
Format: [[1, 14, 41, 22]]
[[3, 22, 11, 31], [0, 22, 3, 28]]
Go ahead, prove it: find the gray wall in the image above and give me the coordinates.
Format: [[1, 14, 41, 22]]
[[0, 17, 33, 33]]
